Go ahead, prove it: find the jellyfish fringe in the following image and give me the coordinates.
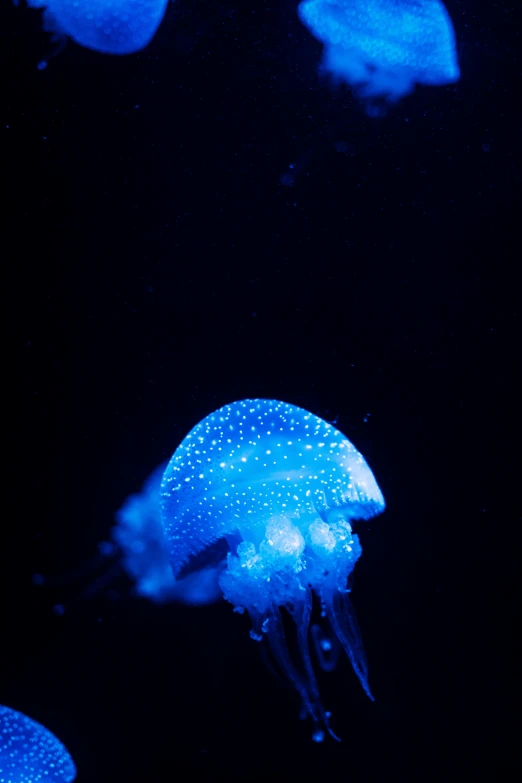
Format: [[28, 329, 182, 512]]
[[248, 577, 372, 742]]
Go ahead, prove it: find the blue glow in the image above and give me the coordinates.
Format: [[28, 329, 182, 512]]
[[160, 398, 385, 739], [114, 463, 223, 604], [311, 623, 341, 672], [298, 0, 460, 103], [0, 705, 76, 782], [22, 0, 169, 54]]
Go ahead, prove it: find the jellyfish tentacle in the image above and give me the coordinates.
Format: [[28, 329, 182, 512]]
[[79, 558, 125, 600], [292, 586, 320, 693], [324, 583, 374, 701], [310, 621, 342, 672], [250, 609, 299, 690], [290, 587, 341, 741], [266, 605, 333, 741]]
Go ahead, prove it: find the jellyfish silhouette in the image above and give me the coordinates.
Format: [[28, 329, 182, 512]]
[[33, 461, 223, 612], [19, 0, 169, 54], [298, 0, 460, 105], [112, 462, 223, 605], [0, 705, 76, 782], [155, 398, 385, 740]]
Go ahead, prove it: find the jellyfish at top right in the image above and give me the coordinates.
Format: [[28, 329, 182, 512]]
[[297, 0, 460, 105], [0, 704, 76, 782]]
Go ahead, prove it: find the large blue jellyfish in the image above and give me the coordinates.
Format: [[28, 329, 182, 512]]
[[156, 398, 385, 740], [0, 705, 76, 782], [19, 0, 169, 54], [298, 0, 460, 104]]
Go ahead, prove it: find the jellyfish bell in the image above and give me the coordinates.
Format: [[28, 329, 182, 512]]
[[17, 0, 170, 55], [160, 398, 385, 740], [0, 704, 76, 782], [298, 0, 460, 108]]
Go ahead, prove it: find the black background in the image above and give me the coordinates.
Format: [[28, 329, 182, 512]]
[[3, 1, 520, 780]]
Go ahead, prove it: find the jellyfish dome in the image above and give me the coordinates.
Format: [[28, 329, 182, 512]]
[[161, 398, 385, 740], [298, 0, 460, 103], [21, 0, 169, 55], [0, 705, 76, 782]]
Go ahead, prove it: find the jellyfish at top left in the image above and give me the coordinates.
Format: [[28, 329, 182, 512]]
[[17, 0, 170, 54], [0, 704, 76, 782], [113, 398, 385, 741]]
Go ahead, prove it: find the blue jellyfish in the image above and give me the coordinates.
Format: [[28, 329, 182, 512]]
[[19, 0, 169, 54], [0, 705, 76, 782], [158, 398, 385, 740], [35, 461, 223, 611], [113, 462, 223, 605], [298, 0, 460, 104]]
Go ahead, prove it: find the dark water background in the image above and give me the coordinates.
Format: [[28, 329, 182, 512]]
[[3, 1, 519, 780]]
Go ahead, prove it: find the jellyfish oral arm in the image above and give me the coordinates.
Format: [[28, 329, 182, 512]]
[[219, 513, 370, 739]]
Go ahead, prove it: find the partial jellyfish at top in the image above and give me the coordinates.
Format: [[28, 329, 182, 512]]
[[0, 704, 76, 782], [17, 0, 170, 54], [121, 398, 385, 741], [297, 0, 460, 109]]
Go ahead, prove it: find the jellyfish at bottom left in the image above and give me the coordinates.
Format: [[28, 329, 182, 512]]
[[0, 705, 76, 783]]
